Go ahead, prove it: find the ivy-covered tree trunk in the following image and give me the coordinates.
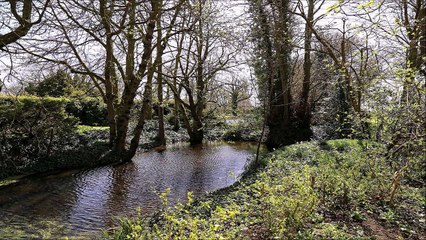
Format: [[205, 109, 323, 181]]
[[265, 0, 292, 149], [156, 18, 166, 147], [231, 92, 238, 116], [298, 0, 314, 129], [265, 0, 312, 150], [249, 0, 313, 150]]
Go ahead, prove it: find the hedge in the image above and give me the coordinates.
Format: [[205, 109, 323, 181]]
[[65, 96, 108, 126], [0, 95, 108, 126], [0, 96, 79, 178]]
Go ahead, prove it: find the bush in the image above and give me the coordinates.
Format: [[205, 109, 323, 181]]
[[222, 119, 262, 142], [26, 70, 70, 97], [0, 95, 78, 179], [107, 140, 424, 239], [65, 97, 108, 126]]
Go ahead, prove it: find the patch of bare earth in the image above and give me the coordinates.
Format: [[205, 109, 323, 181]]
[[361, 217, 402, 240]]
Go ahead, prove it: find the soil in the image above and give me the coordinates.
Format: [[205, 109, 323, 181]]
[[362, 216, 402, 240]]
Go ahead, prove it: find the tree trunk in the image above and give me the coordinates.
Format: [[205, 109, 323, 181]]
[[231, 92, 238, 116], [172, 95, 181, 131], [266, 0, 293, 149], [156, 32, 166, 146], [276, 0, 291, 127], [115, 0, 160, 159], [143, 60, 154, 120], [336, 77, 352, 138], [100, 0, 119, 148], [299, 0, 314, 128], [421, 6, 426, 79], [189, 117, 204, 145], [400, 0, 423, 104]]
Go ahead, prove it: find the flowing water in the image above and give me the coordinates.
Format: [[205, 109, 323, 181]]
[[0, 142, 259, 239]]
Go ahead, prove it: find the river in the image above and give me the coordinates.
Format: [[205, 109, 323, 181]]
[[0, 142, 259, 239]]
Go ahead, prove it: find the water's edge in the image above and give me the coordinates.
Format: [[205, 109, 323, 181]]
[[0, 141, 262, 239]]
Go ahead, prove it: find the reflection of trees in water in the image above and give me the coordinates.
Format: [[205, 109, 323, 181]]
[[0, 171, 81, 237], [0, 172, 79, 218], [0, 143, 255, 237], [187, 145, 208, 196], [104, 162, 138, 227], [143, 145, 217, 207]]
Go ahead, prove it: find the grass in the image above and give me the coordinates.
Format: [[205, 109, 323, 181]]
[[0, 179, 18, 187], [106, 139, 425, 239], [77, 125, 109, 133]]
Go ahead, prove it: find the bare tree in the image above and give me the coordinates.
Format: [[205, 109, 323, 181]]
[[223, 75, 252, 116], [0, 0, 50, 92], [293, 0, 326, 128], [14, 0, 184, 161], [0, 0, 50, 49], [165, 0, 241, 145]]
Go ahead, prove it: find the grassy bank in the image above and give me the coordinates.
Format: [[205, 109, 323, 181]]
[[108, 139, 425, 239]]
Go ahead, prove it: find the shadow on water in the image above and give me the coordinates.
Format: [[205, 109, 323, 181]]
[[0, 141, 262, 238]]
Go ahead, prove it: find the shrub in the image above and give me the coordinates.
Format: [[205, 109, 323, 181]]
[[222, 120, 262, 142], [106, 140, 425, 239], [26, 70, 70, 97], [65, 97, 108, 126], [0, 95, 78, 179]]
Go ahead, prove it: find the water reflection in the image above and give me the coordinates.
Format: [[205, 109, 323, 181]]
[[0, 142, 259, 238]]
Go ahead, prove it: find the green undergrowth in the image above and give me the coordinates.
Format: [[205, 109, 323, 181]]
[[0, 179, 18, 187], [77, 125, 109, 133], [106, 139, 425, 239]]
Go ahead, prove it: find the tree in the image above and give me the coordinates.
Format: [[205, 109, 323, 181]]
[[154, 6, 166, 147], [393, 0, 425, 103], [0, 0, 50, 49], [249, 0, 314, 149], [165, 0, 241, 145], [294, 0, 326, 129], [25, 69, 70, 97], [15, 0, 185, 161], [223, 75, 252, 116], [295, 0, 425, 186], [0, 0, 50, 92]]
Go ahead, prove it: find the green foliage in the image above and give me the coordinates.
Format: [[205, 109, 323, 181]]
[[26, 70, 71, 97], [106, 140, 425, 239], [77, 125, 109, 133], [106, 140, 422, 239], [350, 209, 365, 222], [316, 140, 392, 208], [25, 70, 99, 98], [322, 139, 365, 151], [311, 223, 353, 239], [0, 179, 18, 187], [0, 94, 107, 126], [222, 119, 262, 142], [65, 97, 108, 126], [380, 209, 396, 223], [0, 95, 78, 179], [0, 219, 75, 239]]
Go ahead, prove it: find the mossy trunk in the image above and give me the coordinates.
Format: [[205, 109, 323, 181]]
[[189, 119, 204, 145]]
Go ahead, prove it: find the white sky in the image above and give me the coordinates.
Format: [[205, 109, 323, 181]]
[[0, 0, 412, 95]]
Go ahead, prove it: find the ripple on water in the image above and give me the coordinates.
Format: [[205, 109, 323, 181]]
[[0, 142, 259, 238]]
